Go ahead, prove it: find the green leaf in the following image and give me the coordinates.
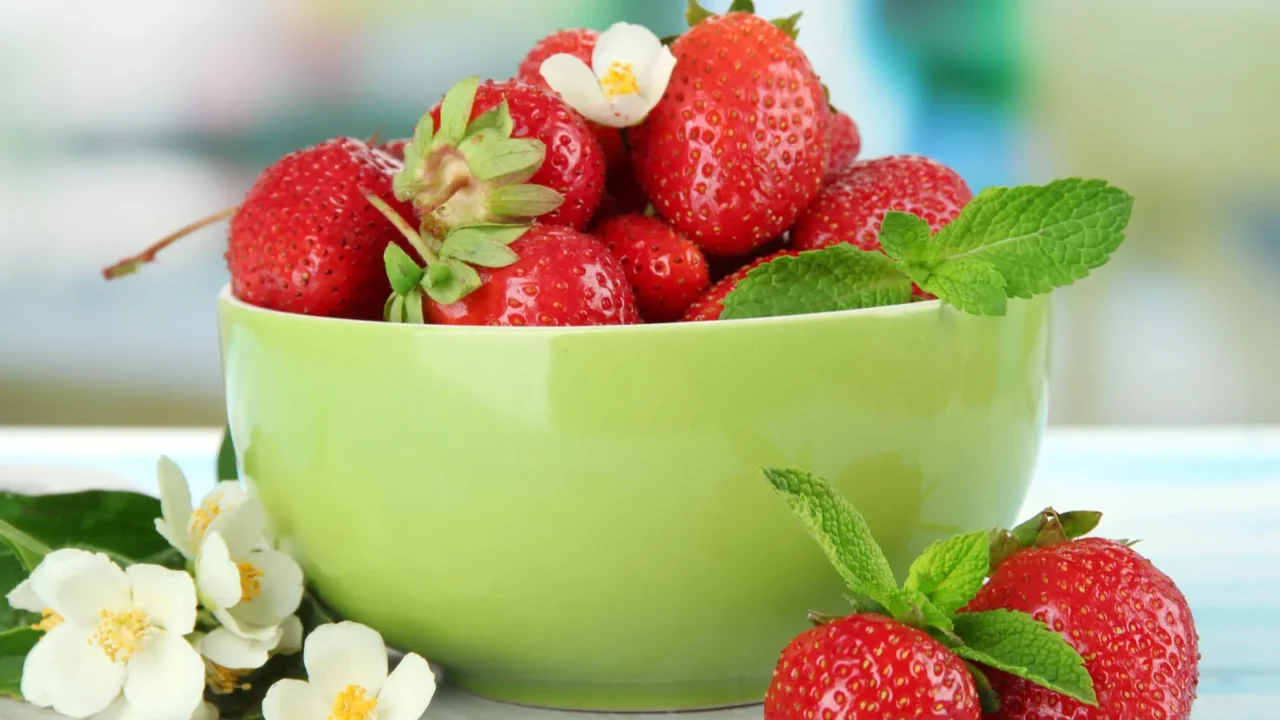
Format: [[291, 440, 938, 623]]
[[486, 184, 564, 219], [0, 491, 169, 565], [771, 11, 802, 39], [719, 245, 913, 320], [904, 531, 990, 616], [435, 75, 480, 148], [728, 0, 755, 12], [686, 0, 718, 26], [763, 468, 898, 608], [384, 243, 426, 296], [0, 522, 48, 572], [0, 627, 40, 699], [403, 287, 426, 324], [890, 586, 955, 632], [393, 114, 435, 202], [468, 138, 546, 182], [920, 179, 1134, 298], [383, 293, 403, 322], [920, 258, 1008, 316], [439, 226, 525, 268], [422, 259, 482, 306], [659, 33, 680, 46], [879, 211, 932, 265], [467, 100, 514, 138], [217, 426, 237, 481], [953, 609, 1098, 706], [0, 544, 38, 632]]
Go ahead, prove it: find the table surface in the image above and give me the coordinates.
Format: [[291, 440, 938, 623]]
[[1, 426, 1277, 719]]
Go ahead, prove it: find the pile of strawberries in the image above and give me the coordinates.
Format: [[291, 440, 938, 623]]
[[105, 1, 972, 327]]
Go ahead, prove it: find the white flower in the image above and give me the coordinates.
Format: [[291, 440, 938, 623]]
[[155, 456, 256, 559], [539, 21, 676, 128], [262, 622, 435, 720], [12, 549, 204, 720], [92, 697, 219, 720], [194, 527, 303, 649]]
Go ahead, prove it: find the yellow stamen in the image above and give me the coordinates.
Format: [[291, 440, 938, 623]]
[[89, 609, 154, 663], [600, 61, 640, 98], [189, 491, 225, 538], [330, 684, 378, 720], [205, 660, 252, 695], [31, 609, 63, 632], [237, 561, 264, 603]]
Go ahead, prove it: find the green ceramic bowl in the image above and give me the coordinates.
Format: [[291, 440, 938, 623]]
[[216, 285, 1050, 711]]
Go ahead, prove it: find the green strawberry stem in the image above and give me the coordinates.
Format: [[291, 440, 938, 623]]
[[684, 0, 802, 39], [101, 206, 238, 280], [364, 193, 440, 266], [989, 507, 1102, 573]]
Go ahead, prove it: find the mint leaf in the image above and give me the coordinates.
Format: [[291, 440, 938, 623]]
[[719, 246, 913, 320], [0, 522, 47, 572], [891, 587, 954, 633], [920, 258, 1008, 316], [0, 491, 169, 565], [0, 544, 38, 632], [0, 627, 40, 699], [954, 609, 1098, 706], [922, 179, 1133, 298], [879, 211, 931, 266], [904, 531, 990, 616], [763, 468, 898, 607], [384, 244, 425, 296]]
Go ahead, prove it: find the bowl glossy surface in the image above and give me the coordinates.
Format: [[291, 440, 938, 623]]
[[216, 286, 1050, 711]]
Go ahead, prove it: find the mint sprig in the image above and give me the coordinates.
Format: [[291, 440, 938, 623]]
[[720, 177, 1133, 319], [764, 467, 1099, 707]]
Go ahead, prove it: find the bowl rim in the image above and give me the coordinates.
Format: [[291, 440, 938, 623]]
[[216, 283, 952, 336]]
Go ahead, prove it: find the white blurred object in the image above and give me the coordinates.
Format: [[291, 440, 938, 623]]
[[0, 466, 140, 494]]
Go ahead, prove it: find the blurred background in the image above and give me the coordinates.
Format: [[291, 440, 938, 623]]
[[0, 0, 1277, 427]]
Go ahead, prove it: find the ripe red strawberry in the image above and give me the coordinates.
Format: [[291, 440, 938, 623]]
[[220, 137, 415, 319], [426, 225, 639, 326], [705, 235, 789, 283], [596, 214, 709, 322], [682, 248, 801, 321], [514, 28, 629, 177], [792, 155, 971, 254], [823, 110, 862, 182], [377, 138, 410, 162], [629, 11, 829, 257], [964, 537, 1200, 720], [425, 80, 605, 230], [764, 613, 980, 720]]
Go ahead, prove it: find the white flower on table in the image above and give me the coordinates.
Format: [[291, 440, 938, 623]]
[[263, 622, 435, 720], [154, 456, 256, 560], [5, 549, 205, 720], [539, 21, 677, 128]]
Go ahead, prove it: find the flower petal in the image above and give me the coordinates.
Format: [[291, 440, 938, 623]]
[[591, 22, 663, 80], [195, 531, 242, 612], [6, 578, 44, 613], [606, 93, 653, 128], [25, 623, 125, 718], [155, 456, 195, 557], [191, 702, 220, 720], [374, 653, 437, 720], [123, 630, 205, 720], [125, 564, 197, 635], [540, 54, 612, 118], [262, 679, 328, 720], [210, 607, 280, 642], [32, 549, 130, 625], [227, 548, 304, 629], [303, 621, 389, 699], [206, 496, 265, 559], [274, 615, 304, 655], [197, 626, 281, 670], [87, 697, 133, 720], [639, 44, 678, 108]]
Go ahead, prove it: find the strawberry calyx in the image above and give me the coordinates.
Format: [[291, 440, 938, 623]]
[[392, 75, 564, 232], [988, 507, 1103, 573], [683, 0, 802, 39], [364, 192, 529, 323]]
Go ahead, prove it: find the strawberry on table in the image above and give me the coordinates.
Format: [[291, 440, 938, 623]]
[[823, 110, 862, 183], [963, 519, 1201, 720], [629, 1, 830, 257], [597, 213, 709, 322]]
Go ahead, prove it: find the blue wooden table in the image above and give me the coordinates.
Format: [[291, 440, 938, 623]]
[[1, 427, 1277, 719]]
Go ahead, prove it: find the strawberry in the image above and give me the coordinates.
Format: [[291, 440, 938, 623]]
[[397, 77, 604, 233], [705, 235, 789, 283], [792, 154, 971, 254], [629, 7, 829, 257], [963, 536, 1200, 720], [377, 138, 410, 162], [681, 248, 801, 321], [823, 110, 862, 182], [423, 225, 638, 326], [765, 613, 980, 720], [514, 28, 629, 178], [596, 214, 709, 322]]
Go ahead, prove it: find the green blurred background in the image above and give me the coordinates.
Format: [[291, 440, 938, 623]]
[[1, 0, 1278, 427]]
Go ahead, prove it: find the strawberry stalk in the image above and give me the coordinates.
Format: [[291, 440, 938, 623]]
[[684, 0, 802, 39], [988, 507, 1103, 573], [100, 206, 238, 280]]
